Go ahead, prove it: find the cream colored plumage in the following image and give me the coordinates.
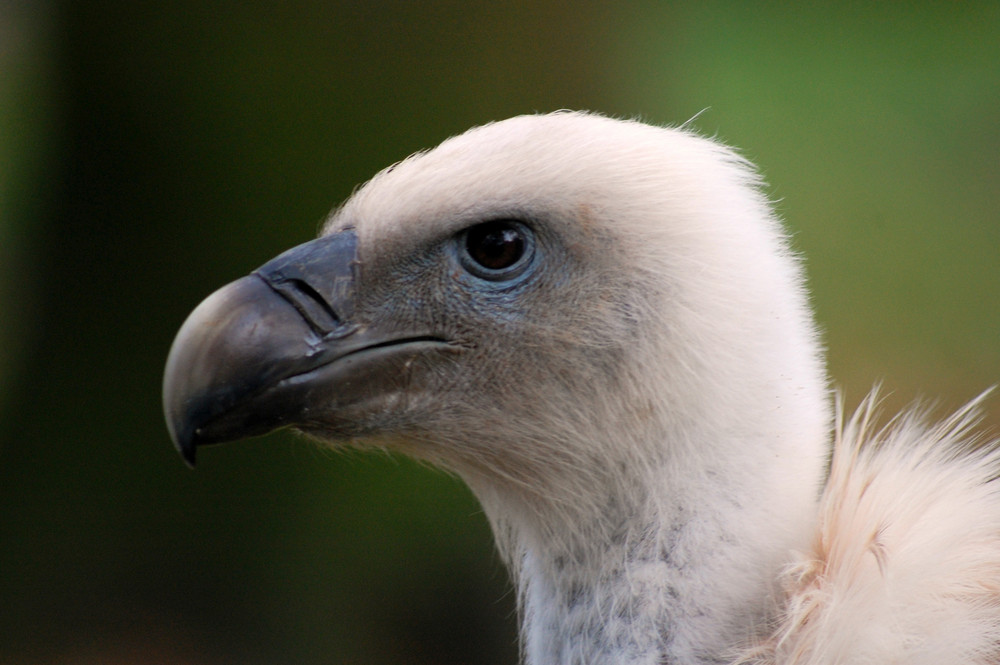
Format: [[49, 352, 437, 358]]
[[163, 112, 1000, 664], [741, 392, 1000, 664]]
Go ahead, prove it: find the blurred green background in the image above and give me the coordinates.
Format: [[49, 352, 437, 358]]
[[2, 2, 998, 663]]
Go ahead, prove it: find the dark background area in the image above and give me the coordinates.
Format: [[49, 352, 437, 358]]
[[2, 3, 998, 663]]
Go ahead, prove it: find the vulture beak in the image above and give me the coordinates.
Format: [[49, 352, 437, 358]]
[[163, 228, 385, 466]]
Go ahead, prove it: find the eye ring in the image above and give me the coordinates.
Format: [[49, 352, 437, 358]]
[[459, 219, 535, 281]]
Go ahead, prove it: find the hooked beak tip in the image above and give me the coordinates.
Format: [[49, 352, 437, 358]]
[[173, 427, 198, 468], [162, 229, 362, 466]]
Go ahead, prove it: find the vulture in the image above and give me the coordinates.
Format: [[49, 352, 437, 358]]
[[163, 112, 1000, 664]]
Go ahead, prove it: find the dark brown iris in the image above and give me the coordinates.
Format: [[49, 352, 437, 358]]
[[464, 220, 526, 271]]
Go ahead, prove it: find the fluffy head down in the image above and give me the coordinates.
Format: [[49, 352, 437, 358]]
[[316, 112, 832, 662], [324, 112, 829, 519]]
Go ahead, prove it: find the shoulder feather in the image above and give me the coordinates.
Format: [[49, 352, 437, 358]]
[[737, 390, 1000, 665]]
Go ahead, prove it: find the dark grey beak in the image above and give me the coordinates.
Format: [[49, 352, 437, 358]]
[[163, 229, 360, 466]]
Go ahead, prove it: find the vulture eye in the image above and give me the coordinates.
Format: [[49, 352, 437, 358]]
[[460, 220, 534, 281]]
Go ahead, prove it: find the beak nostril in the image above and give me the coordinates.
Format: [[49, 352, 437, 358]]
[[291, 278, 341, 326], [251, 229, 360, 338], [267, 277, 344, 335]]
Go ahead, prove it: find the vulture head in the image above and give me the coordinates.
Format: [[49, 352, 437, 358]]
[[164, 112, 858, 663]]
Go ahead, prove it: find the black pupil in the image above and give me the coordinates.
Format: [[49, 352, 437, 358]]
[[466, 222, 525, 270]]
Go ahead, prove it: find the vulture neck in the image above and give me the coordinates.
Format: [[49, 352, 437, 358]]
[[472, 402, 825, 665]]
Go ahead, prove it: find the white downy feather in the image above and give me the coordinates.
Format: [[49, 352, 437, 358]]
[[738, 391, 1000, 664]]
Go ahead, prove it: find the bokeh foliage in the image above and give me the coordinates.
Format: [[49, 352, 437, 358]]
[[2, 2, 997, 663]]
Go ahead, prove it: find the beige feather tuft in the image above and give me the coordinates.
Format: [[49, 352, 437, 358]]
[[737, 390, 1000, 664]]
